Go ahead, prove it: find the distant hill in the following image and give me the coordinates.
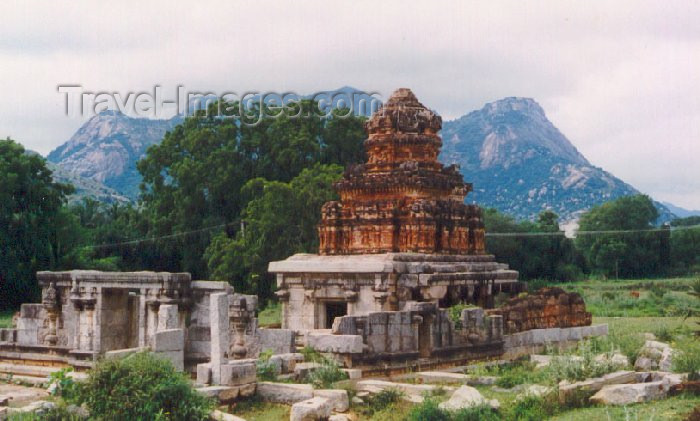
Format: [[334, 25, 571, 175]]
[[661, 201, 700, 218], [46, 92, 678, 223], [440, 97, 674, 222], [47, 111, 182, 199]]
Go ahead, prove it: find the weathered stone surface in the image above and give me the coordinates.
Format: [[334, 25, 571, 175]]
[[317, 88, 485, 256], [258, 329, 295, 355], [414, 371, 470, 384], [357, 380, 454, 398], [329, 415, 351, 421], [558, 370, 638, 401], [197, 363, 212, 385], [488, 288, 592, 333], [220, 360, 257, 386], [307, 333, 363, 354], [589, 381, 666, 405], [634, 340, 674, 372], [294, 362, 322, 379], [438, 385, 500, 411], [210, 409, 246, 421], [257, 382, 314, 404], [290, 396, 332, 421], [153, 329, 184, 352], [342, 368, 362, 379], [157, 304, 179, 331], [104, 347, 147, 359], [210, 292, 229, 384], [313, 389, 349, 412]]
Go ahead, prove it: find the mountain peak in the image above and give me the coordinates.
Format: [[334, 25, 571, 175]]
[[482, 97, 545, 117], [440, 97, 666, 221]]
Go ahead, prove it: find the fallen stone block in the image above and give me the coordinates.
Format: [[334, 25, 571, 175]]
[[197, 363, 212, 385], [415, 371, 470, 384], [197, 386, 238, 401], [356, 380, 454, 398], [329, 415, 351, 421], [290, 396, 331, 421], [559, 370, 638, 401], [210, 409, 246, 421], [589, 381, 666, 405], [313, 389, 349, 412], [342, 368, 362, 379], [307, 333, 364, 354], [294, 362, 322, 379], [257, 382, 314, 404], [438, 385, 500, 411], [221, 360, 257, 386], [0, 396, 9, 406]]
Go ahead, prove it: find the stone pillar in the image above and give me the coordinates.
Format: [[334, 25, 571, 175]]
[[210, 292, 229, 385], [229, 296, 250, 360], [158, 304, 179, 331], [138, 290, 147, 348], [41, 282, 60, 346]]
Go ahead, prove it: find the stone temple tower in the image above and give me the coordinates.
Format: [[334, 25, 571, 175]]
[[318, 88, 485, 255], [270, 89, 520, 333]]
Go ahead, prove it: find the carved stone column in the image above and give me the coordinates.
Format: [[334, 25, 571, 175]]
[[42, 282, 60, 346], [229, 297, 250, 360]]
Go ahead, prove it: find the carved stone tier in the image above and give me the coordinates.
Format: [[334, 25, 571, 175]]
[[269, 253, 520, 332], [318, 88, 485, 255]]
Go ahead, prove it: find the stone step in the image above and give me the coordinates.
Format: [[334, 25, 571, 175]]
[[0, 363, 62, 378]]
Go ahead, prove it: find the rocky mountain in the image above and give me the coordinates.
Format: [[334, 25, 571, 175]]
[[661, 202, 700, 218], [47, 93, 676, 223], [440, 97, 674, 222], [47, 111, 182, 199]]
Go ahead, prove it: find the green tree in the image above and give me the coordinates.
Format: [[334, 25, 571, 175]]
[[0, 138, 73, 308], [205, 164, 343, 300], [483, 209, 583, 281], [670, 216, 700, 275], [136, 101, 365, 280], [576, 195, 668, 278]]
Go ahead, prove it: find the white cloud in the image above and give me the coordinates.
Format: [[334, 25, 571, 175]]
[[1, 0, 699, 208]]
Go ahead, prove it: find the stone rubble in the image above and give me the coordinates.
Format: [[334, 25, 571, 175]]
[[289, 396, 332, 421], [438, 385, 500, 411]]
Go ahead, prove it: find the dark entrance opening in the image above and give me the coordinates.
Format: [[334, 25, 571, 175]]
[[325, 302, 347, 329]]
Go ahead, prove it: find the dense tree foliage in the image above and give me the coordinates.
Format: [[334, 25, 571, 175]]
[[483, 209, 584, 281], [134, 102, 365, 280], [670, 216, 700, 274], [0, 139, 73, 307], [576, 195, 670, 278], [205, 164, 343, 300]]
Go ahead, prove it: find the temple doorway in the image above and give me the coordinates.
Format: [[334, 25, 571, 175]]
[[324, 302, 347, 329]]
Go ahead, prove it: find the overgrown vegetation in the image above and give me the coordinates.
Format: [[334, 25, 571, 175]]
[[256, 349, 277, 381], [299, 346, 348, 388], [672, 338, 700, 380], [74, 352, 213, 420]]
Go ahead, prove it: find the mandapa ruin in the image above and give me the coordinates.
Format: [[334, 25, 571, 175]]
[[0, 88, 604, 397]]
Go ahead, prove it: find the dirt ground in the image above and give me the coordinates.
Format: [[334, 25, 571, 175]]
[[0, 382, 49, 408]]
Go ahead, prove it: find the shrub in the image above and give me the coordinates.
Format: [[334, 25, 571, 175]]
[[407, 398, 451, 421], [360, 388, 404, 416], [452, 405, 501, 421], [304, 359, 348, 388], [546, 340, 621, 382], [256, 349, 277, 381], [47, 367, 77, 400], [672, 338, 700, 381], [74, 352, 213, 420], [504, 392, 562, 421]]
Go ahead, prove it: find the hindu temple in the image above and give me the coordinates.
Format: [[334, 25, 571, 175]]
[[270, 89, 522, 333]]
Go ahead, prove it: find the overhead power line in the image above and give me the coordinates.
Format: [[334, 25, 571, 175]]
[[83, 222, 700, 251]]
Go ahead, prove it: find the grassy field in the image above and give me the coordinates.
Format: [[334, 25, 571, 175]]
[[550, 276, 698, 317]]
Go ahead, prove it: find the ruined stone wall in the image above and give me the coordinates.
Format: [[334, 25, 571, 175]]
[[487, 287, 591, 334]]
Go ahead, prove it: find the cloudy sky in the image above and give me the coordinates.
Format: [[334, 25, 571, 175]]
[[1, 1, 699, 209]]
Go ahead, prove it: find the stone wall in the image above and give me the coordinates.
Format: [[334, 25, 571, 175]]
[[327, 304, 503, 365], [487, 287, 591, 334]]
